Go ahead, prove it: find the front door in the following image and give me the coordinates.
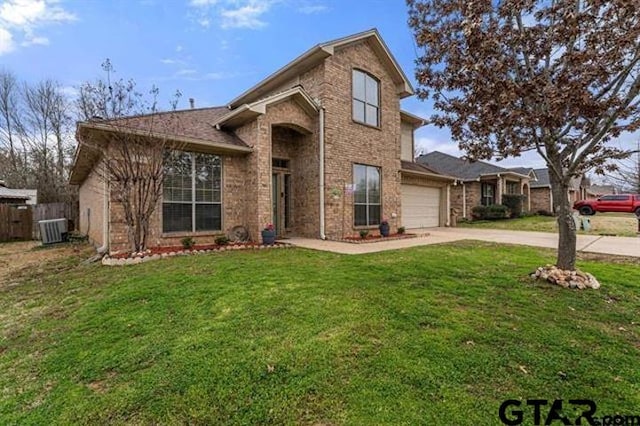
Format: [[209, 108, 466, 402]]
[[272, 172, 291, 236]]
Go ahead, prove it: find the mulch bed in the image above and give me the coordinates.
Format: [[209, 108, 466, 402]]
[[338, 233, 418, 244]]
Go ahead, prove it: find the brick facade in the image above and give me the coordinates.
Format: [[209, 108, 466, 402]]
[[531, 187, 553, 213], [77, 31, 454, 254]]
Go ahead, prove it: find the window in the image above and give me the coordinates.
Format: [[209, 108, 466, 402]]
[[353, 164, 381, 226], [481, 183, 495, 206], [352, 70, 379, 127], [600, 195, 628, 201], [272, 158, 290, 169], [506, 182, 519, 194], [163, 150, 222, 233]]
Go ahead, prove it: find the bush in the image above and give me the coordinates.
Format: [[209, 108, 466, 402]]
[[471, 205, 487, 220], [181, 236, 195, 249], [485, 204, 510, 220], [502, 194, 526, 218], [359, 229, 369, 239], [397, 226, 406, 234], [472, 204, 510, 220], [537, 209, 554, 217], [215, 235, 230, 246]]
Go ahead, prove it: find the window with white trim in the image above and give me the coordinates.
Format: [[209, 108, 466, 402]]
[[353, 164, 381, 226], [163, 150, 222, 233], [352, 69, 380, 127]]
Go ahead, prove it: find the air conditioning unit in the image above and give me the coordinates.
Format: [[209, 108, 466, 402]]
[[39, 218, 68, 245]]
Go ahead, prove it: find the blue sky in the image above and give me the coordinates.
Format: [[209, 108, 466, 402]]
[[0, 0, 636, 170]]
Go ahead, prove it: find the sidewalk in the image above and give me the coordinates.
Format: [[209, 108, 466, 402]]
[[287, 228, 640, 257]]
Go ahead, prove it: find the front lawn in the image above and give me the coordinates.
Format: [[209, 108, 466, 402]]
[[459, 213, 639, 236], [1, 242, 639, 424]]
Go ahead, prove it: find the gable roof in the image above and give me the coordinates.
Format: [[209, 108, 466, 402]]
[[227, 28, 414, 108], [416, 151, 529, 181], [400, 160, 456, 181], [214, 86, 318, 129], [531, 168, 550, 188], [71, 107, 251, 185]]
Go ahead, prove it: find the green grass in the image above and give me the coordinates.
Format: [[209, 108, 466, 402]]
[[459, 214, 639, 236], [1, 243, 639, 424]]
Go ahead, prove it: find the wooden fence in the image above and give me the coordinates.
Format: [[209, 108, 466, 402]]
[[0, 204, 33, 242], [32, 202, 78, 240], [0, 202, 78, 242]]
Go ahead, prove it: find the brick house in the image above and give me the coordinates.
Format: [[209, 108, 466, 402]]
[[416, 151, 533, 218], [70, 29, 455, 254], [530, 168, 588, 213]]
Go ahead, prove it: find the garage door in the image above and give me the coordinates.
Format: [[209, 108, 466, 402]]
[[401, 185, 441, 228]]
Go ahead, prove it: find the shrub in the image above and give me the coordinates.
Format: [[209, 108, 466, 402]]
[[359, 229, 369, 239], [473, 204, 510, 220], [471, 205, 487, 220], [537, 209, 554, 217], [181, 236, 195, 249], [485, 204, 510, 220], [502, 194, 526, 218], [397, 226, 406, 234], [215, 235, 230, 246]]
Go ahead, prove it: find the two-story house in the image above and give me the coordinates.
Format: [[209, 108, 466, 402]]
[[70, 29, 455, 254]]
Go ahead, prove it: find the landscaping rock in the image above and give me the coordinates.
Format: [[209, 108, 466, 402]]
[[531, 265, 600, 289]]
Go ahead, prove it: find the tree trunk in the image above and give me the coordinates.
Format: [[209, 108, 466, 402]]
[[550, 173, 577, 270]]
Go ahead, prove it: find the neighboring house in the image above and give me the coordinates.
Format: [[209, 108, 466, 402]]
[[586, 184, 619, 198], [70, 29, 456, 254], [529, 168, 587, 213], [0, 180, 38, 205], [416, 151, 532, 218]]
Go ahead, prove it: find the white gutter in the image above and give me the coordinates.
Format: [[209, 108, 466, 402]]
[[446, 184, 451, 226], [462, 183, 467, 218], [319, 106, 326, 239], [97, 162, 109, 254]]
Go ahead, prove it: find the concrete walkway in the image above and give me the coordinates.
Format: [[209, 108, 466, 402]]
[[287, 227, 640, 257]]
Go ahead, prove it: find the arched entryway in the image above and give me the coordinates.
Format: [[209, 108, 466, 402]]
[[270, 124, 316, 237]]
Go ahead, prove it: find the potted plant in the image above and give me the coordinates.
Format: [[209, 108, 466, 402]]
[[261, 223, 276, 245], [379, 219, 390, 237]]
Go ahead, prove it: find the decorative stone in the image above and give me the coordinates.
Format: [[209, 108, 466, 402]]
[[532, 265, 601, 290]]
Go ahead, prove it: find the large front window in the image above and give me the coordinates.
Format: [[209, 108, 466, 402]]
[[352, 69, 380, 127], [481, 183, 495, 206], [354, 164, 381, 226], [163, 151, 222, 233]]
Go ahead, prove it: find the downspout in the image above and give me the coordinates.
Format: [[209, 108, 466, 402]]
[[446, 184, 451, 226], [462, 182, 467, 218], [549, 186, 554, 213], [319, 106, 326, 239], [97, 164, 109, 254]]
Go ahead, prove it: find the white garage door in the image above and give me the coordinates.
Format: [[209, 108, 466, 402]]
[[402, 185, 441, 228]]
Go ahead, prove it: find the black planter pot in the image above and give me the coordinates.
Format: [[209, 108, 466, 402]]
[[261, 229, 276, 245], [379, 223, 390, 237]]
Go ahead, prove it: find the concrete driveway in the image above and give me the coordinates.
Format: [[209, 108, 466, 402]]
[[288, 227, 640, 257]]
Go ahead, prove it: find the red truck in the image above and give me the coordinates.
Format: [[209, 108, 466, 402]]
[[573, 194, 640, 216]]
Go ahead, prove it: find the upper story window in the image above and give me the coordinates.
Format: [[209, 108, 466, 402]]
[[352, 69, 379, 127]]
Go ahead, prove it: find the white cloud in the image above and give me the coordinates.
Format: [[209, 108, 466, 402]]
[[415, 136, 461, 157], [188, 0, 274, 30], [0, 0, 76, 55], [0, 27, 14, 54], [220, 1, 270, 29], [298, 4, 327, 14], [176, 68, 197, 76], [21, 34, 48, 46]]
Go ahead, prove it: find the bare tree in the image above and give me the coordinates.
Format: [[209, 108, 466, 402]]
[[604, 142, 640, 193], [76, 59, 182, 252], [0, 70, 26, 186], [408, 0, 640, 270]]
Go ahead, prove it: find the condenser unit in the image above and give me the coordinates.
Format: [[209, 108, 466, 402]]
[[39, 218, 68, 244]]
